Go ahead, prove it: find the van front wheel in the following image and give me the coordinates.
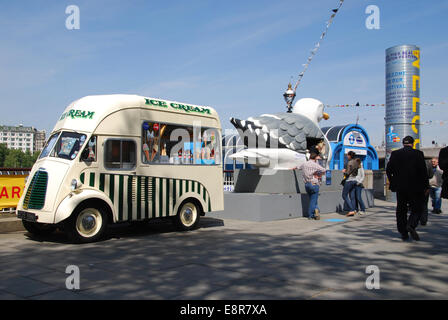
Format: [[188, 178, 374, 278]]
[[64, 205, 108, 243], [175, 201, 200, 231]]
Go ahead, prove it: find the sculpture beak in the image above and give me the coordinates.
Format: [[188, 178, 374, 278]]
[[323, 112, 330, 120]]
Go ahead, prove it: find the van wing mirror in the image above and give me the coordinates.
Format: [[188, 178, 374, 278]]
[[81, 148, 90, 161]]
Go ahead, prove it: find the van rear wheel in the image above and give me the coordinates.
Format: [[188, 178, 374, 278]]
[[64, 204, 108, 243], [175, 201, 200, 231], [22, 220, 56, 236]]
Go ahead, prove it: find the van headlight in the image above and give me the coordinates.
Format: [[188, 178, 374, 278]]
[[71, 179, 81, 191]]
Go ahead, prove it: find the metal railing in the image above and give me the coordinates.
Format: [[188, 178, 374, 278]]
[[223, 170, 234, 192], [0, 168, 31, 175]]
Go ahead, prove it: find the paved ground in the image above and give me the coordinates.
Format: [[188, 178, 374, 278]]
[[0, 199, 447, 300]]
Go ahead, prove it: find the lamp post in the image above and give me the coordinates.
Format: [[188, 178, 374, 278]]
[[283, 83, 296, 113]]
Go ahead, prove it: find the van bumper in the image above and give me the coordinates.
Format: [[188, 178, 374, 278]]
[[16, 209, 56, 224]]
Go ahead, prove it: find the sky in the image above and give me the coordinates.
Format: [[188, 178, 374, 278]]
[[1, 0, 447, 147]]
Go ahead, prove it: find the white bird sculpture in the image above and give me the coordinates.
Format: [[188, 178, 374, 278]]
[[229, 98, 331, 170]]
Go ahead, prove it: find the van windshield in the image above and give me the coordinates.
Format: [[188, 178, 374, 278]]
[[39, 131, 87, 160]]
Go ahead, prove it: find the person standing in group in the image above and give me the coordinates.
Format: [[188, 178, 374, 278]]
[[428, 158, 443, 214], [386, 136, 429, 241], [438, 146, 448, 200], [420, 159, 434, 226], [342, 151, 358, 217], [351, 158, 366, 215], [299, 152, 326, 220]]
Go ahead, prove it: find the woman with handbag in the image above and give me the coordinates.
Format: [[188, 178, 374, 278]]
[[352, 158, 366, 215], [342, 151, 358, 216]]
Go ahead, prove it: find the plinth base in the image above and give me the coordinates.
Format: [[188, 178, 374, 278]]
[[209, 189, 374, 222]]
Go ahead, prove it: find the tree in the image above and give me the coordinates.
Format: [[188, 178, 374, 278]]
[[4, 149, 23, 168], [0, 146, 41, 169], [0, 143, 8, 167]]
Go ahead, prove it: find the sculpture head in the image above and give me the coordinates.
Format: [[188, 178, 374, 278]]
[[292, 98, 330, 125]]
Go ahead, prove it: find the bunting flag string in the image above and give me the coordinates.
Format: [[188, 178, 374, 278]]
[[324, 101, 447, 108], [293, 0, 344, 91], [421, 120, 448, 126]]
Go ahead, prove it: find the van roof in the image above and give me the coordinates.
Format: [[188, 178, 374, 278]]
[[52, 94, 220, 133]]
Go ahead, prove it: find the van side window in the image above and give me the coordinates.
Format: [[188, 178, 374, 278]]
[[142, 122, 221, 165], [105, 139, 136, 169], [81, 136, 97, 162], [200, 128, 221, 165]]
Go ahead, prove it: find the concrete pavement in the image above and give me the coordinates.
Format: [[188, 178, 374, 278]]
[[0, 199, 448, 300]]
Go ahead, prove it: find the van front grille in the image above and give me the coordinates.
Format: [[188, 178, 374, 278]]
[[23, 170, 48, 210]]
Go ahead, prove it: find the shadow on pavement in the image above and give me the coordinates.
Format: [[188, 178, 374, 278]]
[[2, 210, 447, 300]]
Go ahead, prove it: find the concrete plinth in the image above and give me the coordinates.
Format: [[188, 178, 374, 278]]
[[211, 168, 374, 222], [233, 169, 345, 194], [209, 189, 374, 222]]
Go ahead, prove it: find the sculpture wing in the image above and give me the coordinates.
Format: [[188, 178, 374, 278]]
[[231, 113, 325, 154]]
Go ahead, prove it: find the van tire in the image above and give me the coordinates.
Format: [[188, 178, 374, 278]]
[[22, 220, 57, 236], [64, 203, 108, 243], [175, 200, 201, 231]]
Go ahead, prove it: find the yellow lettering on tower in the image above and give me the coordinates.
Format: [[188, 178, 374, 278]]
[[412, 50, 420, 69]]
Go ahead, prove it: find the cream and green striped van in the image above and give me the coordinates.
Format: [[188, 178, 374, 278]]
[[16, 95, 223, 243]]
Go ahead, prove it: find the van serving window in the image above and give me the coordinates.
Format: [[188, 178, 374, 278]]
[[142, 122, 221, 165], [105, 139, 136, 169]]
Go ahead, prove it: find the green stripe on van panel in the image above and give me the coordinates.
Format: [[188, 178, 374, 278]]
[[89, 172, 95, 187], [137, 176, 141, 220], [118, 175, 124, 221], [109, 174, 115, 204], [99, 174, 105, 192], [159, 178, 163, 218], [151, 177, 156, 219], [166, 178, 170, 216], [127, 176, 133, 221], [172, 179, 177, 212], [208, 193, 212, 212], [80, 173, 85, 184], [144, 176, 149, 219], [179, 180, 183, 198]]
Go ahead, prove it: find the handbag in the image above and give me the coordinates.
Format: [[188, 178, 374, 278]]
[[340, 175, 347, 186]]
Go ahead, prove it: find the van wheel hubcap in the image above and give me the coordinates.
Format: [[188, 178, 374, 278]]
[[76, 208, 102, 237], [180, 203, 197, 227]]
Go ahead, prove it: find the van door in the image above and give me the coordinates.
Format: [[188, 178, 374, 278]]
[[100, 137, 138, 222]]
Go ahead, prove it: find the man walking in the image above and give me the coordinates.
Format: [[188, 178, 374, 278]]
[[299, 152, 326, 220], [439, 146, 448, 199], [386, 136, 429, 241]]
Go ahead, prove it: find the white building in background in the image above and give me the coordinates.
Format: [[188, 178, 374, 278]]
[[0, 124, 46, 153]]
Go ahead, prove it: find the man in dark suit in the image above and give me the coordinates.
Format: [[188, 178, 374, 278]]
[[439, 146, 448, 199], [386, 136, 429, 241]]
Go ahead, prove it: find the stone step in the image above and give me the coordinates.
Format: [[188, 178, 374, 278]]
[[0, 216, 25, 233]]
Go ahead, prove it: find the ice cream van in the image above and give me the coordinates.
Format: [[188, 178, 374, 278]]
[[16, 94, 223, 243]]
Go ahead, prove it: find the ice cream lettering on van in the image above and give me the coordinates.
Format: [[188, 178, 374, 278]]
[[59, 109, 95, 121], [144, 98, 211, 115]]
